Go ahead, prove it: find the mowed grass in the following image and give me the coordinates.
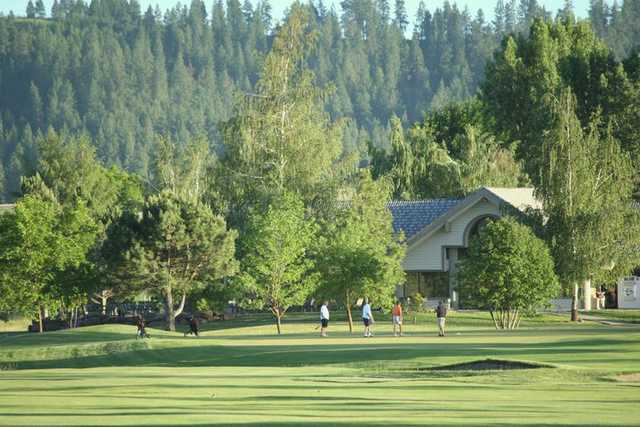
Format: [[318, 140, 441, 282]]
[[0, 312, 639, 426], [582, 309, 640, 323]]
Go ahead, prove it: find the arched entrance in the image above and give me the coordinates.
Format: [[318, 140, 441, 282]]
[[463, 214, 500, 247]]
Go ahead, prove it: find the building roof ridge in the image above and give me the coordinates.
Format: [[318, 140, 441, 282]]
[[388, 198, 463, 205]]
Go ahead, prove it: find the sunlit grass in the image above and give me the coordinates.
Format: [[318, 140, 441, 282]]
[[0, 312, 639, 426]]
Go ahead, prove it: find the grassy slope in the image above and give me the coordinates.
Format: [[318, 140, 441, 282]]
[[1, 312, 639, 426]]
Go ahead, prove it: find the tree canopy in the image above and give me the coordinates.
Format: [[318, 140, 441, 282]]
[[3, 0, 635, 201], [0, 195, 97, 332]]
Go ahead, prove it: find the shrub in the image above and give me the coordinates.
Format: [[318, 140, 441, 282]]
[[457, 217, 559, 329]]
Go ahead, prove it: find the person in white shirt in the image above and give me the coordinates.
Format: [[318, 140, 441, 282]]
[[362, 298, 374, 337], [320, 301, 330, 337]]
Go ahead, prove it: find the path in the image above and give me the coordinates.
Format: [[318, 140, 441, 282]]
[[580, 314, 638, 326]]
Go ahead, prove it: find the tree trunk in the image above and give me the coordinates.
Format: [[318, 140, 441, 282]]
[[37, 305, 44, 333], [101, 293, 107, 316], [174, 292, 187, 319], [509, 309, 519, 330], [275, 309, 282, 335], [165, 287, 175, 331], [583, 278, 592, 311], [163, 287, 187, 332], [489, 311, 499, 330], [571, 282, 579, 322], [346, 293, 353, 333]]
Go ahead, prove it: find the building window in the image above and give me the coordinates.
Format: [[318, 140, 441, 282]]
[[404, 272, 449, 299]]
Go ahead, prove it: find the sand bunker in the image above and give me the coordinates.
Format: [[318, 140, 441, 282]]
[[430, 358, 551, 371]]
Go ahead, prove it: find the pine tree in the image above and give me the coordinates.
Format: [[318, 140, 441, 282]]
[[35, 0, 46, 18], [106, 191, 238, 331], [589, 0, 607, 37], [26, 1, 36, 19], [393, 0, 408, 32], [505, 0, 517, 32], [494, 0, 506, 35]]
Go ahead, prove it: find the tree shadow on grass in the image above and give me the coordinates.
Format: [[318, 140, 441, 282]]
[[9, 337, 627, 370], [200, 325, 629, 340]]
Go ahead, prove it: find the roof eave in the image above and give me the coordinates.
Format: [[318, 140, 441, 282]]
[[405, 187, 520, 250]]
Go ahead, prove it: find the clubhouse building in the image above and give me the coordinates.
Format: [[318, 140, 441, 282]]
[[388, 187, 638, 310]]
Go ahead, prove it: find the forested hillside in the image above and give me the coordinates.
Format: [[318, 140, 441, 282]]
[[0, 0, 639, 202]]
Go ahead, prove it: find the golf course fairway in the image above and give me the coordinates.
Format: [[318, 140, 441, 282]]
[[1, 312, 639, 426]]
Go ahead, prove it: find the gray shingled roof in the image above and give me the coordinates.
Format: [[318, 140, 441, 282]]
[[388, 199, 463, 240]]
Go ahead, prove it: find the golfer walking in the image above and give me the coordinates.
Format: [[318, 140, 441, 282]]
[[362, 298, 374, 337], [392, 300, 403, 337], [320, 301, 330, 337], [436, 301, 447, 337]]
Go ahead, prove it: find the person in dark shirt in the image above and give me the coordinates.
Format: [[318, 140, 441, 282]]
[[184, 316, 199, 337], [136, 316, 149, 339], [436, 301, 447, 337]]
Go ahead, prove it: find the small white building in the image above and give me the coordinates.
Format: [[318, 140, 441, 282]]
[[618, 277, 640, 309], [389, 187, 575, 309]]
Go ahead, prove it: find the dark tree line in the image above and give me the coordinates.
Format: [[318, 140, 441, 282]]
[[0, 0, 639, 202]]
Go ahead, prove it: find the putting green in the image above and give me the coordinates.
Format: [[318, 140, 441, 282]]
[[1, 313, 639, 426]]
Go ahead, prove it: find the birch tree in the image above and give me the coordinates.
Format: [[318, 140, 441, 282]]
[[218, 4, 343, 228], [537, 88, 640, 321]]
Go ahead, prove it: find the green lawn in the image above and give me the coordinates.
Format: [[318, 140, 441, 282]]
[[1, 312, 639, 426], [581, 309, 640, 323]]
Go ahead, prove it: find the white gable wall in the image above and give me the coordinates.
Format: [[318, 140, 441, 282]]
[[403, 199, 500, 271]]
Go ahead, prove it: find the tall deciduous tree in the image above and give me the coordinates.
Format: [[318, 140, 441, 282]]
[[482, 18, 639, 181], [316, 172, 405, 332], [219, 3, 342, 227], [0, 196, 96, 332], [240, 192, 318, 334], [21, 130, 145, 316], [537, 89, 640, 321]]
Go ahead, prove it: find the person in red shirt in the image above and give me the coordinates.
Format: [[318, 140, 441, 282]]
[[392, 300, 403, 337]]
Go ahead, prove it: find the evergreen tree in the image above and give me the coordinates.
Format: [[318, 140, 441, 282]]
[[35, 0, 46, 18], [0, 0, 632, 196], [106, 191, 238, 331], [26, 1, 36, 19], [494, 0, 506, 34], [393, 0, 408, 32]]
